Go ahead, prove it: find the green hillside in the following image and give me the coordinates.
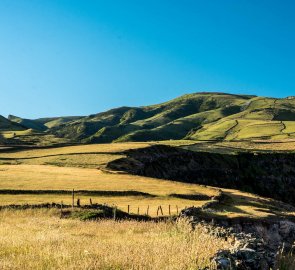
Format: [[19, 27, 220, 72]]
[[8, 115, 47, 131], [35, 116, 83, 128], [8, 115, 83, 130], [50, 92, 257, 143], [3, 93, 295, 144], [187, 96, 295, 141], [0, 115, 25, 131]]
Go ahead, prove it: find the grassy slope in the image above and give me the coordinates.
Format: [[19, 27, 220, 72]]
[[0, 115, 80, 146], [45, 93, 295, 143], [0, 142, 217, 216], [0, 115, 25, 131], [35, 116, 83, 128], [8, 115, 47, 131], [0, 210, 230, 269], [4, 93, 295, 144], [0, 129, 72, 146], [0, 143, 294, 269], [181, 139, 295, 154], [48, 93, 255, 143], [188, 96, 295, 141], [8, 115, 84, 130], [0, 142, 294, 219]]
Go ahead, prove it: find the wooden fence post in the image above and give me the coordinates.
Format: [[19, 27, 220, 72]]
[[168, 205, 171, 216], [72, 189, 75, 209], [90, 198, 92, 205], [157, 206, 159, 216], [137, 207, 140, 215], [146, 205, 149, 216], [77, 198, 80, 207], [113, 207, 117, 220], [159, 205, 163, 216], [60, 201, 63, 218], [127, 205, 130, 214]]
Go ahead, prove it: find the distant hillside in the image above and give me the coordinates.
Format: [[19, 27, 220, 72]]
[[0, 115, 25, 131], [49, 92, 257, 143], [34, 116, 83, 128], [8, 115, 47, 131], [8, 115, 84, 131], [186, 96, 295, 141], [3, 92, 295, 143]]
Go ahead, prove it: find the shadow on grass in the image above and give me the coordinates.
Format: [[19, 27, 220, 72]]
[[0, 189, 156, 197], [218, 191, 295, 221], [169, 193, 211, 201]]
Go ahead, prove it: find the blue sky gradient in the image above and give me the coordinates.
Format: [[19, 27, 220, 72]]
[[1, 0, 294, 118]]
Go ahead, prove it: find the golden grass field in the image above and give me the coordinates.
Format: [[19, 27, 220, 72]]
[[0, 142, 218, 217], [1, 141, 295, 269], [0, 142, 294, 219], [0, 164, 216, 216], [0, 209, 231, 270]]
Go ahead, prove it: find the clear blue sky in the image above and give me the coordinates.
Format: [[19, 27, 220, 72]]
[[1, 0, 294, 118]]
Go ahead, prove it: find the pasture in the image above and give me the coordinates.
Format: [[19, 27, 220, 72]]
[[0, 209, 231, 269], [0, 142, 294, 219], [1, 142, 295, 269]]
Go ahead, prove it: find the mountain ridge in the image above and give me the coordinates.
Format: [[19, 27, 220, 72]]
[[4, 92, 295, 144]]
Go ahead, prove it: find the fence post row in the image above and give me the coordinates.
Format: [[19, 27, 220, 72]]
[[69, 195, 182, 217]]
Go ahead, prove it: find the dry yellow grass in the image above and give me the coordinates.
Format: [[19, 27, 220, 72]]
[[0, 153, 125, 168], [216, 140, 295, 152], [0, 164, 216, 196], [0, 130, 32, 139], [0, 194, 206, 216], [214, 188, 288, 219], [0, 163, 218, 217], [0, 143, 294, 219], [0, 164, 290, 218], [0, 209, 231, 269], [0, 142, 151, 159], [0, 142, 152, 168], [1, 141, 294, 268]]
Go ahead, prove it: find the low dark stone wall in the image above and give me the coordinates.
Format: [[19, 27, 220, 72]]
[[181, 206, 295, 270]]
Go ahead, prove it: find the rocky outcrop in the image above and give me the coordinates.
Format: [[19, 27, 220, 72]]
[[181, 207, 295, 269], [107, 145, 295, 205]]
